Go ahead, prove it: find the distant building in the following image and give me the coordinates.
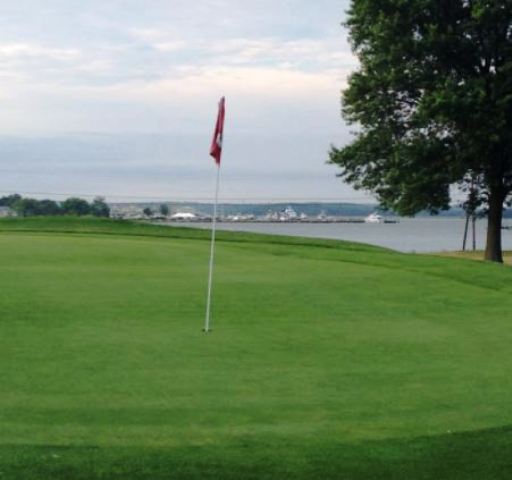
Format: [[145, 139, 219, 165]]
[[0, 206, 15, 218], [109, 205, 145, 219]]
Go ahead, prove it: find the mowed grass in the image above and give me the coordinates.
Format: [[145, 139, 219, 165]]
[[1, 217, 512, 479]]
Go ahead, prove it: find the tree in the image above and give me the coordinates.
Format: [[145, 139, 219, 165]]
[[159, 204, 170, 216], [143, 207, 153, 217], [37, 199, 62, 216], [329, 0, 512, 262], [7, 196, 61, 216], [61, 197, 91, 216], [460, 173, 484, 251], [0, 194, 21, 207], [91, 197, 110, 217], [12, 198, 42, 217]]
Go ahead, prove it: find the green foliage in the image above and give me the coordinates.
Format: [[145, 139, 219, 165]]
[[12, 198, 43, 217], [143, 207, 153, 217], [159, 203, 170, 216], [61, 197, 91, 216], [329, 0, 512, 259], [1, 218, 512, 478], [0, 194, 21, 207], [90, 196, 110, 218], [36, 199, 61, 216], [1, 194, 111, 218], [11, 198, 59, 217]]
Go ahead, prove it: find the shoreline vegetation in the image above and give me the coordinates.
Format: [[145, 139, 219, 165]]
[[0, 194, 110, 218]]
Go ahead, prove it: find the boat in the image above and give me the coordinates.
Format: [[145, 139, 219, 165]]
[[170, 212, 197, 221], [279, 206, 298, 221], [365, 212, 384, 224]]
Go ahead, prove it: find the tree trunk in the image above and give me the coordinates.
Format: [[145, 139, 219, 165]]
[[472, 214, 476, 251], [462, 214, 470, 251], [484, 187, 505, 263]]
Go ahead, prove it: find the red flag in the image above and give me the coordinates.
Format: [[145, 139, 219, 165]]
[[209, 97, 225, 165]]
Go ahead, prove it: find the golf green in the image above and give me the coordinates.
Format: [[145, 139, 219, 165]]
[[1, 217, 512, 479]]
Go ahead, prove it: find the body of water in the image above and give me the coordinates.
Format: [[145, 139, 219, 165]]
[[172, 218, 512, 253]]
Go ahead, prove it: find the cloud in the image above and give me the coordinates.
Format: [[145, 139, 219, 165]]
[[123, 28, 356, 72], [67, 65, 344, 101], [0, 42, 80, 61], [0, 0, 360, 200], [0, 27, 354, 135]]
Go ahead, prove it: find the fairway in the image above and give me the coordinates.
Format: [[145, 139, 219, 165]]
[[1, 217, 512, 479]]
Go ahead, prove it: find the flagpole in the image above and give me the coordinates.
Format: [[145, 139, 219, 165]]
[[204, 163, 221, 333]]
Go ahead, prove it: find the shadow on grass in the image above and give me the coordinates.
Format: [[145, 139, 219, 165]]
[[1, 425, 511, 479]]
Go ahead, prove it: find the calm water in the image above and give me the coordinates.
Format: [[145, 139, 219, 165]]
[[173, 218, 512, 253]]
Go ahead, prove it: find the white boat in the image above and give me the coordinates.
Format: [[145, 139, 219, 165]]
[[170, 212, 197, 220], [365, 212, 384, 223], [278, 206, 298, 221]]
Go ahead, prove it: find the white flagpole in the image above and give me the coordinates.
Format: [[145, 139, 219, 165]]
[[204, 163, 221, 333]]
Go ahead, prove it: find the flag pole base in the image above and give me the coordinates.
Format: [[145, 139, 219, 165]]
[[203, 328, 212, 333]]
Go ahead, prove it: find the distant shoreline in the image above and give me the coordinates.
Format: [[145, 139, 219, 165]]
[[154, 217, 400, 225]]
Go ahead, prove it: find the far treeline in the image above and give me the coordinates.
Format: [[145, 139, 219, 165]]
[[0, 194, 110, 218]]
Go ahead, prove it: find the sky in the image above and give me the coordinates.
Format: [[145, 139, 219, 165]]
[[0, 0, 372, 203]]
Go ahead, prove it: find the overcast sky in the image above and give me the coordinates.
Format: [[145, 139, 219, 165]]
[[0, 0, 373, 202]]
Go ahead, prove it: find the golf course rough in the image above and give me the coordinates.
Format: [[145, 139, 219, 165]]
[[1, 217, 512, 479]]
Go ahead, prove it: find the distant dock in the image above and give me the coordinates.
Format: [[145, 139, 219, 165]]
[[159, 217, 399, 224]]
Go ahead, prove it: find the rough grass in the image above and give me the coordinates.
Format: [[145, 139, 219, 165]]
[[439, 250, 512, 265], [1, 217, 512, 479]]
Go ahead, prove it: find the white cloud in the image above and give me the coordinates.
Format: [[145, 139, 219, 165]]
[[74, 65, 346, 101], [152, 41, 188, 52], [0, 42, 80, 61]]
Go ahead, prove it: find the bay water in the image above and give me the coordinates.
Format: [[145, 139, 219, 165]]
[[175, 218, 512, 253]]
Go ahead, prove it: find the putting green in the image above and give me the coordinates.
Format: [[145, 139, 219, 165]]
[[1, 217, 512, 479]]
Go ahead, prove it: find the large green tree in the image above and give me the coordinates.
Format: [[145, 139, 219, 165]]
[[330, 0, 512, 262]]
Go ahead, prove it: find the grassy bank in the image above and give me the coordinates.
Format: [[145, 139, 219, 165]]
[[439, 250, 512, 265], [1, 217, 512, 479]]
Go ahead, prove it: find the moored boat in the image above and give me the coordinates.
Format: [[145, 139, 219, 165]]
[[365, 212, 384, 223]]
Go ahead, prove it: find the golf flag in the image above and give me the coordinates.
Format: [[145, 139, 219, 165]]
[[204, 96, 225, 333], [209, 96, 225, 165]]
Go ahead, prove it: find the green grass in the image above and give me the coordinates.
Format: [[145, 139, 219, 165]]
[[1, 216, 512, 479]]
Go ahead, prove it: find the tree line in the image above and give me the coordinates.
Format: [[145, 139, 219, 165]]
[[0, 194, 110, 218]]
